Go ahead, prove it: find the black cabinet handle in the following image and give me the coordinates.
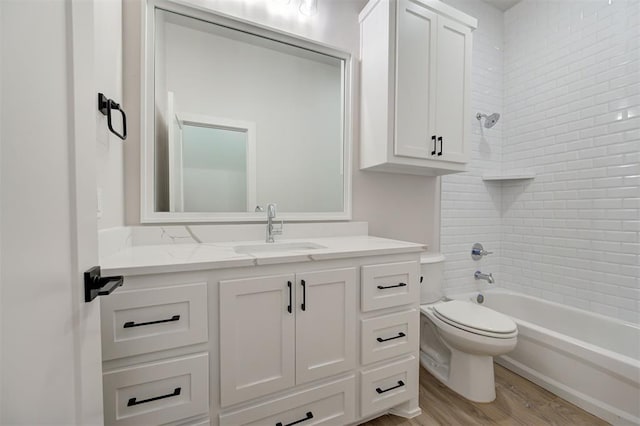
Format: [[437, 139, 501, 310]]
[[127, 387, 181, 407], [377, 332, 406, 343], [376, 380, 405, 394], [123, 315, 180, 329], [437, 136, 443, 156], [98, 93, 127, 141], [301, 280, 306, 311], [84, 266, 124, 302], [276, 411, 313, 426], [287, 281, 292, 314], [431, 135, 437, 155], [377, 282, 407, 290]]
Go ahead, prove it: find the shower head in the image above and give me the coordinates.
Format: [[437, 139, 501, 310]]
[[476, 112, 501, 128]]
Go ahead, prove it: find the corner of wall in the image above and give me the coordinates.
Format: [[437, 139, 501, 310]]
[[0, 0, 4, 419], [123, 0, 144, 225], [439, 0, 506, 295]]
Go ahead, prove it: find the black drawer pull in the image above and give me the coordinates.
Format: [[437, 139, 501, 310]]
[[287, 281, 292, 314], [301, 280, 307, 311], [276, 411, 314, 426], [377, 332, 406, 343], [127, 387, 181, 407], [437, 136, 443, 156], [123, 315, 180, 329], [377, 282, 407, 290], [431, 135, 437, 155], [376, 380, 405, 394]]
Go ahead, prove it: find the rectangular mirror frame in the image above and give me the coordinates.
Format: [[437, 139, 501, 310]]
[[141, 0, 353, 223]]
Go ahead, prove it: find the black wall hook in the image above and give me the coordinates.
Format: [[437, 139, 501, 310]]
[[98, 93, 127, 140]]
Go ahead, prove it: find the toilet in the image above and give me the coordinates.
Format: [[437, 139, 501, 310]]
[[419, 254, 518, 403]]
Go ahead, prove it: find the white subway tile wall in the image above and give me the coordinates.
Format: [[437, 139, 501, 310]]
[[440, 0, 639, 323], [501, 0, 639, 322], [440, 0, 504, 295]]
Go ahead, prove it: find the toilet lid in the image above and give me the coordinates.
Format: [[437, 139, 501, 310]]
[[433, 300, 517, 334]]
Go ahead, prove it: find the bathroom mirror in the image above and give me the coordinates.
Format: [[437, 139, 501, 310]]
[[142, 0, 352, 222]]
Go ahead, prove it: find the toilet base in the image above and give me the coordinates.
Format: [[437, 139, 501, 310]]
[[449, 350, 496, 402], [420, 349, 497, 403], [419, 303, 517, 404]]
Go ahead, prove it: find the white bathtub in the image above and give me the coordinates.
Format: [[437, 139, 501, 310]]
[[458, 289, 640, 425]]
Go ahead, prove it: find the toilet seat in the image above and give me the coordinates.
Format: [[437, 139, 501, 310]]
[[432, 300, 517, 339]]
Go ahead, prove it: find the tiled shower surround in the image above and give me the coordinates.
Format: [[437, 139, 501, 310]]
[[440, 0, 504, 295], [441, 0, 639, 322]]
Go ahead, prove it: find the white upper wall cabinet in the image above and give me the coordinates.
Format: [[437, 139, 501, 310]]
[[359, 0, 477, 176]]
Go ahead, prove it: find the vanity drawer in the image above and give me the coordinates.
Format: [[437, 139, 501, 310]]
[[101, 283, 208, 360], [361, 261, 419, 312], [361, 309, 419, 365], [103, 353, 209, 426], [360, 356, 418, 418], [220, 376, 355, 426]]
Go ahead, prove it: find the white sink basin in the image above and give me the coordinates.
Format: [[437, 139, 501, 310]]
[[234, 242, 327, 254]]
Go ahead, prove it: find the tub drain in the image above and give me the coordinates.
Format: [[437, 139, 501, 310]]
[[476, 293, 484, 304]]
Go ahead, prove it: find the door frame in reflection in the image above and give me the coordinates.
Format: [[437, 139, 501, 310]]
[[169, 107, 256, 213]]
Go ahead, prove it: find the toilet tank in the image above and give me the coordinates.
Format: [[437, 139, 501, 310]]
[[420, 253, 446, 304]]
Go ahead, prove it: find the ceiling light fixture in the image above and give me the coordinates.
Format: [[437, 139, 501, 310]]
[[299, 0, 318, 16]]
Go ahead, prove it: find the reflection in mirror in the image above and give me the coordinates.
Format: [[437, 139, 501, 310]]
[[147, 4, 351, 221], [169, 112, 256, 213]]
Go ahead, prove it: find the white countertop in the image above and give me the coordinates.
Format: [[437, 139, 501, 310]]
[[100, 236, 427, 276]]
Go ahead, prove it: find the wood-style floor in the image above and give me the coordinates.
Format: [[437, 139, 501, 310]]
[[361, 364, 609, 425]]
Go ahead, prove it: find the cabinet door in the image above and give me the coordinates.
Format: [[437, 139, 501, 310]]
[[220, 274, 295, 406], [434, 15, 472, 163], [295, 268, 356, 384], [394, 0, 438, 159]]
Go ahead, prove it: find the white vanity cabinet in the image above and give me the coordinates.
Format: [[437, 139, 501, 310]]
[[100, 278, 211, 426], [214, 257, 421, 426], [359, 0, 477, 176], [219, 268, 356, 406], [357, 260, 420, 419], [99, 238, 424, 426]]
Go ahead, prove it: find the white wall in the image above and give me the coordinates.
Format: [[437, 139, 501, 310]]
[[439, 0, 504, 294], [1, 2, 75, 420], [95, 0, 125, 230], [124, 0, 438, 246], [501, 0, 639, 322], [0, 1, 3, 418], [1, 1, 103, 422]]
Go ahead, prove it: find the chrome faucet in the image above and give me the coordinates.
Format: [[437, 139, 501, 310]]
[[266, 203, 283, 243], [474, 271, 494, 284]]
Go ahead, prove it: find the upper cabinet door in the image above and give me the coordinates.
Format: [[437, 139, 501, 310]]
[[434, 16, 472, 164], [295, 268, 356, 384], [394, 0, 438, 159], [359, 0, 476, 175], [219, 274, 296, 406]]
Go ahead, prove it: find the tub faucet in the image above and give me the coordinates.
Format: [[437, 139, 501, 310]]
[[266, 203, 283, 243], [474, 271, 494, 284]]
